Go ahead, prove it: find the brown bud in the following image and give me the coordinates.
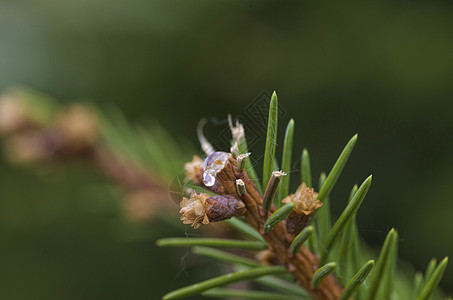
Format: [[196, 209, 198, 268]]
[[179, 192, 245, 229], [256, 250, 281, 266], [4, 130, 60, 163], [0, 88, 58, 135], [0, 94, 29, 134], [286, 213, 312, 235], [282, 183, 322, 234], [282, 182, 321, 215], [206, 195, 246, 222], [179, 192, 211, 229], [55, 105, 99, 151], [184, 155, 204, 184]]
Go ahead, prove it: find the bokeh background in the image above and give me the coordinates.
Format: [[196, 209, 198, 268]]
[[0, 0, 452, 298]]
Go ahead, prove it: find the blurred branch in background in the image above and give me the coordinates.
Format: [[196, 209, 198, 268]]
[[0, 86, 187, 222], [1, 0, 452, 297]]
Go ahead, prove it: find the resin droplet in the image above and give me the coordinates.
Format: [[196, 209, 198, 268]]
[[203, 151, 230, 187]]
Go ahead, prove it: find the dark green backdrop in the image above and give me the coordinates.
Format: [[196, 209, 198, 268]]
[[0, 0, 452, 298]]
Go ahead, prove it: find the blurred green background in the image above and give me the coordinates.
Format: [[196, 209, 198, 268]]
[[0, 0, 452, 298]]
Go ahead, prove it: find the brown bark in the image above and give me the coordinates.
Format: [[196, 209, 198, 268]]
[[206, 156, 343, 300]]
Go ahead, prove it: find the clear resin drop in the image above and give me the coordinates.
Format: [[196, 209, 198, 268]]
[[202, 151, 230, 187]]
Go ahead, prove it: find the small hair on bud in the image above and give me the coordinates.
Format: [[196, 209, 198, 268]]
[[197, 118, 215, 156], [236, 179, 246, 195], [228, 114, 245, 141], [273, 170, 286, 177], [228, 115, 246, 156]]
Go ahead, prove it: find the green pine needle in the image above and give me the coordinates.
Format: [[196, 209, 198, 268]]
[[320, 175, 372, 265], [290, 225, 314, 255], [264, 202, 295, 233], [301, 149, 312, 187], [278, 119, 295, 206], [366, 228, 398, 300], [192, 246, 261, 267], [414, 272, 424, 298], [317, 134, 358, 202], [418, 257, 448, 300], [312, 262, 336, 288], [234, 265, 310, 298], [255, 275, 311, 298], [202, 288, 301, 300], [337, 220, 354, 280], [156, 238, 267, 250], [337, 184, 360, 280], [424, 258, 437, 285], [262, 91, 279, 191], [148, 98, 450, 300], [348, 184, 359, 202], [384, 230, 399, 299], [226, 217, 265, 242], [162, 266, 286, 299], [316, 172, 331, 248], [340, 260, 374, 300], [235, 127, 263, 194], [346, 184, 361, 272]]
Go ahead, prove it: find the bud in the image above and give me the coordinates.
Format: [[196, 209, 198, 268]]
[[0, 88, 58, 135], [256, 249, 280, 266], [4, 132, 51, 163], [55, 105, 99, 151], [184, 155, 204, 184], [179, 192, 245, 229], [0, 94, 29, 133], [180, 192, 211, 229], [282, 183, 322, 234], [205, 195, 246, 222]]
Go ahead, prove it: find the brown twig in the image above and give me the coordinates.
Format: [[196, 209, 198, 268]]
[[201, 155, 343, 300]]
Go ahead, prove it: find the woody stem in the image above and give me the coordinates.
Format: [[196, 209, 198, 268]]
[[229, 159, 343, 300]]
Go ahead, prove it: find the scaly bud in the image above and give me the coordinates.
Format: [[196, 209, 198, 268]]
[[179, 192, 211, 229], [179, 192, 245, 229], [184, 155, 204, 184], [282, 182, 322, 234]]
